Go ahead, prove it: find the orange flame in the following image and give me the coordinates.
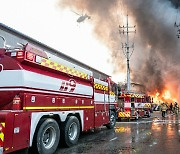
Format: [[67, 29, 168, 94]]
[[149, 89, 177, 105]]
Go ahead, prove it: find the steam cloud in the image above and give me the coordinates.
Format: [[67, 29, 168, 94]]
[[59, 0, 180, 96]]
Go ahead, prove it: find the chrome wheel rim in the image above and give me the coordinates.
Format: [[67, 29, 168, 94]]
[[110, 114, 115, 126], [68, 122, 78, 141], [42, 126, 56, 149]]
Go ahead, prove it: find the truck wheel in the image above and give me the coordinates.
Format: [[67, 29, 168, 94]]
[[106, 111, 116, 129], [35, 118, 60, 154], [61, 116, 80, 147]]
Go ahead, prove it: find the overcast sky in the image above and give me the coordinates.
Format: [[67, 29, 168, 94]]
[[0, 0, 126, 82]]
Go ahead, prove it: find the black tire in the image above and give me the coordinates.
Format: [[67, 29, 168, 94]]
[[106, 111, 116, 129], [61, 116, 80, 147], [34, 118, 60, 154]]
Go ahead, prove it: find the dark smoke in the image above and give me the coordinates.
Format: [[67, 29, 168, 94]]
[[124, 0, 180, 93], [59, 0, 124, 71], [168, 0, 180, 8], [59, 0, 180, 95]]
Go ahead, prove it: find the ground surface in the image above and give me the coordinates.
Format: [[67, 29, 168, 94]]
[[56, 112, 180, 154]]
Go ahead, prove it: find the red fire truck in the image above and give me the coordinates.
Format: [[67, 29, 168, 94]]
[[0, 36, 118, 154], [117, 92, 152, 120]]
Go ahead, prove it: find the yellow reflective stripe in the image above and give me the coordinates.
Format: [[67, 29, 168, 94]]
[[41, 58, 88, 79], [118, 112, 130, 117], [110, 91, 115, 96], [125, 113, 130, 117], [0, 122, 5, 142], [94, 83, 108, 91], [24, 106, 94, 110], [0, 133, 4, 142], [118, 112, 125, 117], [144, 103, 151, 107]]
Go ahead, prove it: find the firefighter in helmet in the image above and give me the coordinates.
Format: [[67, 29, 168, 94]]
[[161, 102, 167, 118], [174, 102, 179, 116]]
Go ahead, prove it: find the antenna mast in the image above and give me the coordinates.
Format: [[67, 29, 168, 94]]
[[119, 15, 136, 93]]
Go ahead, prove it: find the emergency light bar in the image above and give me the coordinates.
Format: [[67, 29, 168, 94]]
[[15, 43, 47, 64], [25, 43, 48, 59], [11, 43, 90, 80]]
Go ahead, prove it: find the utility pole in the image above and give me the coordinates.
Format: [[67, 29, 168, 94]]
[[119, 15, 136, 93], [174, 7, 180, 38], [174, 22, 180, 38]]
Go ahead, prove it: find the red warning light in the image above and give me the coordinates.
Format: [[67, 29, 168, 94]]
[[17, 51, 24, 59], [26, 52, 35, 61]]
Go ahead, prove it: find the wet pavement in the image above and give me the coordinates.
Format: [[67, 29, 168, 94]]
[[56, 112, 180, 154]]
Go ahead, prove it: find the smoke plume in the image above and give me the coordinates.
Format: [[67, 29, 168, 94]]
[[59, 0, 180, 98], [168, 0, 180, 8]]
